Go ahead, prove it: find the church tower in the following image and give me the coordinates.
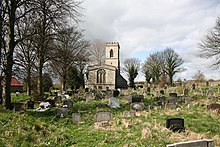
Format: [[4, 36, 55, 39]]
[[105, 42, 120, 70]]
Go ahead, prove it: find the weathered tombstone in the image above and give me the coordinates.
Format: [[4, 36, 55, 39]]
[[131, 102, 145, 111], [192, 83, 196, 90], [184, 97, 191, 104], [165, 99, 177, 109], [169, 93, 177, 99], [132, 95, 144, 103], [207, 103, 220, 112], [95, 93, 103, 99], [167, 139, 214, 147], [94, 111, 113, 122], [39, 102, 51, 109], [166, 118, 185, 132], [86, 93, 93, 102], [54, 96, 62, 104], [123, 111, 136, 118], [160, 89, 165, 95], [57, 107, 68, 117], [72, 113, 81, 124], [125, 95, 132, 102], [113, 90, 120, 97], [108, 97, 120, 108], [63, 99, 73, 109], [27, 100, 34, 109], [12, 102, 25, 111], [183, 89, 189, 96], [207, 85, 214, 96]]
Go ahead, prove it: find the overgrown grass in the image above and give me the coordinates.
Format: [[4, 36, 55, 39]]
[[1, 93, 220, 146]]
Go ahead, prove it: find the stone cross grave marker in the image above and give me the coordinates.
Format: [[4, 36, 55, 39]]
[[167, 139, 214, 147], [94, 111, 113, 122], [166, 118, 185, 132], [72, 113, 81, 124]]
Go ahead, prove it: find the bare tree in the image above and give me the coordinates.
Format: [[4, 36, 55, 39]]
[[192, 70, 206, 82], [199, 17, 220, 69], [89, 39, 105, 65], [163, 48, 184, 86], [31, 0, 82, 96], [123, 58, 140, 88], [50, 27, 89, 92]]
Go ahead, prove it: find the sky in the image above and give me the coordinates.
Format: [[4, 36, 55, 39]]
[[79, 0, 220, 81]]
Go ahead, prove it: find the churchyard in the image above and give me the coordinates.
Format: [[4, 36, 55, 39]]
[[1, 85, 220, 146]]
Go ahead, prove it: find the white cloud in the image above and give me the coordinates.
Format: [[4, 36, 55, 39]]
[[80, 0, 220, 81]]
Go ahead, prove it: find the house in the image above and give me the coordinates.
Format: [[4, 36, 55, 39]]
[[0, 76, 23, 93], [85, 42, 127, 90]]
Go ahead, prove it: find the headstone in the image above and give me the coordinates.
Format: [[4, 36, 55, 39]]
[[169, 93, 177, 99], [63, 99, 73, 109], [72, 113, 81, 124], [113, 90, 120, 97], [192, 84, 196, 90], [183, 89, 189, 96], [131, 102, 145, 111], [167, 139, 214, 147], [123, 111, 136, 118], [166, 118, 185, 132], [165, 99, 177, 109], [94, 111, 113, 122], [132, 95, 144, 103], [12, 102, 25, 111], [27, 100, 34, 109], [57, 108, 68, 117], [207, 103, 220, 112], [54, 96, 62, 104], [184, 97, 191, 104], [160, 89, 165, 95], [86, 93, 93, 102], [108, 97, 120, 108], [95, 93, 103, 99], [125, 95, 132, 102]]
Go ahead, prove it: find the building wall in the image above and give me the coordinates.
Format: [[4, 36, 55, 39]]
[[105, 42, 120, 69]]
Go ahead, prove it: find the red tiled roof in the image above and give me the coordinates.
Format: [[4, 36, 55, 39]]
[[0, 76, 23, 86], [11, 77, 23, 86]]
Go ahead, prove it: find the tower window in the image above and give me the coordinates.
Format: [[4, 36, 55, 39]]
[[110, 49, 113, 58]]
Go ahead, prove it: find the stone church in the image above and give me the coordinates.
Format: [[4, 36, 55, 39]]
[[85, 42, 127, 90]]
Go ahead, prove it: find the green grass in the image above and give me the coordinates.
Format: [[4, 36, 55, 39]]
[[1, 92, 220, 146]]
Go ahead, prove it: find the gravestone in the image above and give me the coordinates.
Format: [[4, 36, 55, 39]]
[[131, 102, 145, 111], [123, 111, 136, 118], [12, 102, 25, 111], [108, 97, 120, 108], [125, 95, 132, 102], [57, 108, 68, 117], [165, 99, 177, 109], [169, 93, 177, 99], [160, 89, 165, 95], [207, 103, 220, 112], [166, 118, 185, 132], [132, 95, 144, 103], [63, 99, 73, 109], [184, 97, 191, 104], [94, 111, 113, 122], [27, 100, 34, 109], [72, 113, 81, 124], [167, 139, 214, 147], [113, 90, 120, 97], [95, 93, 103, 99], [54, 96, 62, 104], [192, 84, 196, 90], [183, 89, 189, 96], [86, 93, 93, 102], [39, 102, 51, 109]]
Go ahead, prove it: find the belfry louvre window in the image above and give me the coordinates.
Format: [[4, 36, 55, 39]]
[[110, 49, 113, 58], [97, 69, 106, 83]]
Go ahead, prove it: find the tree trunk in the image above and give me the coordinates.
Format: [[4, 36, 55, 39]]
[[37, 59, 43, 96], [5, 0, 16, 110], [26, 64, 31, 95], [62, 74, 66, 92]]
